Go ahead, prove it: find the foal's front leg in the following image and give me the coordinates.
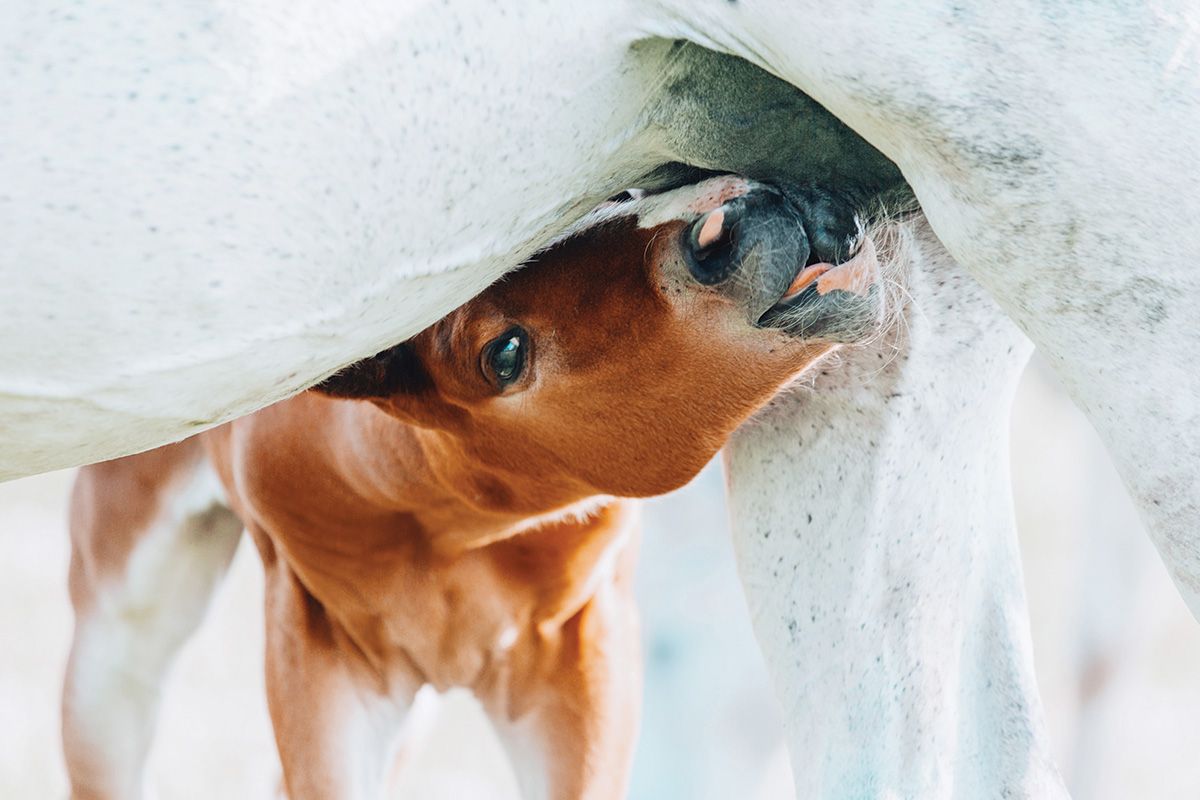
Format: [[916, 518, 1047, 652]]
[[261, 562, 426, 800], [488, 578, 642, 800], [62, 441, 243, 800]]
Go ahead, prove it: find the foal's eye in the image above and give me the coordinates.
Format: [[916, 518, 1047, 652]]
[[483, 329, 527, 388]]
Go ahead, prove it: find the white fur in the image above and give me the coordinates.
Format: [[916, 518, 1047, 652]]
[[726, 217, 1065, 799], [493, 721, 552, 800], [496, 626, 520, 652], [325, 685, 436, 800]]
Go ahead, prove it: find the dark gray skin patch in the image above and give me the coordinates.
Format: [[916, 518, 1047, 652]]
[[597, 45, 908, 347], [639, 41, 910, 208]]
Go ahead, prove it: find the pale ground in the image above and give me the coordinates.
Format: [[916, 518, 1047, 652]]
[[2, 356, 1198, 799]]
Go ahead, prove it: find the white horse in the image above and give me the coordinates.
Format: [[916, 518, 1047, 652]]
[[3, 3, 1197, 797]]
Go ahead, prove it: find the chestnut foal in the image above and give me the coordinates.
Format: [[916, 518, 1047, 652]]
[[63, 175, 882, 800]]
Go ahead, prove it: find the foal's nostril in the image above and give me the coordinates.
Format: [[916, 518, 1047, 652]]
[[685, 205, 742, 285], [690, 206, 740, 254], [693, 210, 727, 251]]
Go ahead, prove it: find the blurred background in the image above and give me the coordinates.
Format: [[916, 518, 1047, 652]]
[[3, 355, 1199, 799]]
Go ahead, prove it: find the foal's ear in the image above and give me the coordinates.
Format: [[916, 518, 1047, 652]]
[[312, 342, 433, 399]]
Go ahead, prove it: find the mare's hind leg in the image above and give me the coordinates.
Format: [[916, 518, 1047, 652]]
[[62, 439, 243, 800]]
